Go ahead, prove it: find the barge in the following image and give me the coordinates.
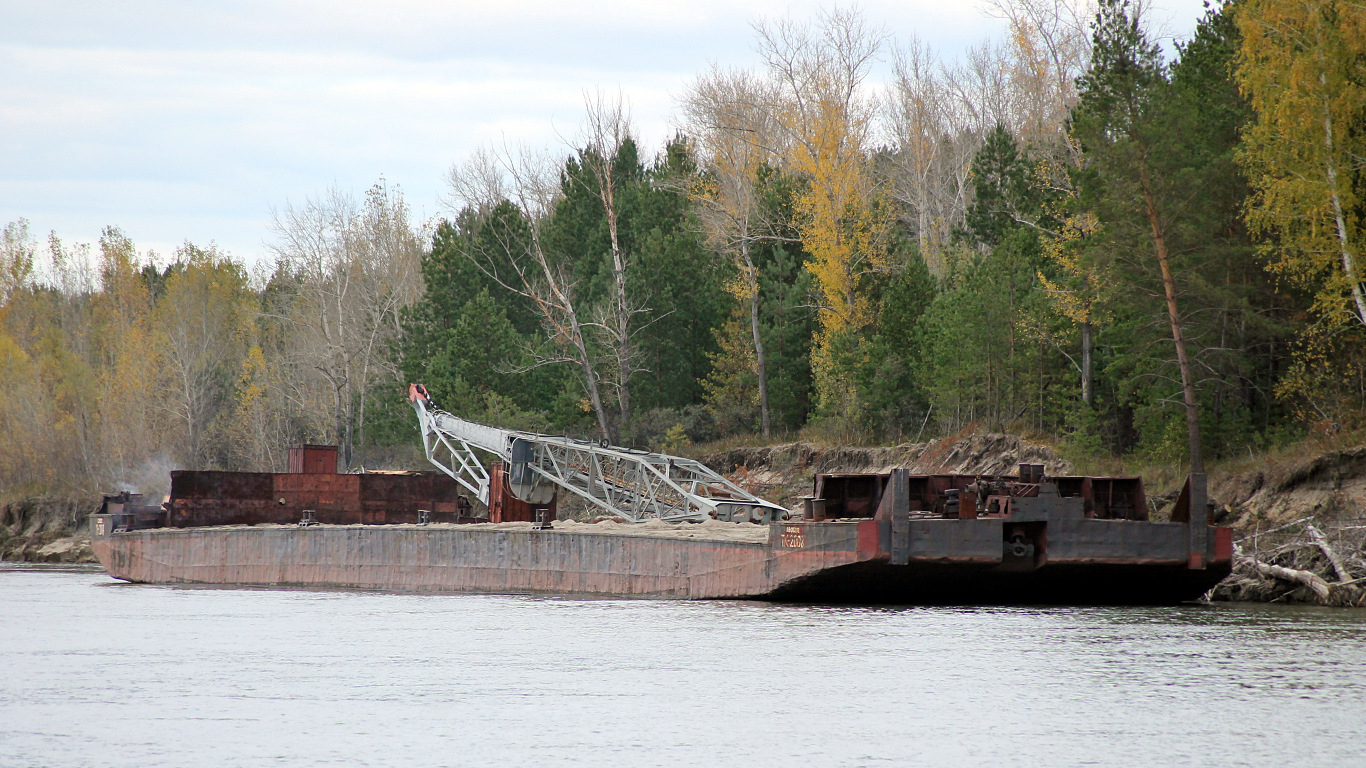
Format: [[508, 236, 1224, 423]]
[[90, 448, 1232, 604]]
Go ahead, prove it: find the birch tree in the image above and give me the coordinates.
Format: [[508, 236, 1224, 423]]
[[154, 244, 252, 466], [887, 38, 971, 271], [680, 67, 784, 436], [888, 0, 1092, 272], [269, 181, 423, 466], [1236, 0, 1366, 329], [755, 7, 892, 413], [0, 220, 44, 489], [576, 92, 647, 434], [445, 146, 615, 440], [0, 220, 35, 306], [348, 184, 425, 451], [92, 228, 165, 480], [987, 0, 1094, 147]]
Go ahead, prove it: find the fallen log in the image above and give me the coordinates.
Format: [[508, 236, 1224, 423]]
[[1248, 559, 1332, 601], [1306, 525, 1352, 584]]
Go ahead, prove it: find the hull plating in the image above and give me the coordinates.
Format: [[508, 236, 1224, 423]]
[[91, 522, 1228, 604]]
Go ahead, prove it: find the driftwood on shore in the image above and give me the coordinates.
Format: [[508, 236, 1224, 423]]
[[1212, 520, 1366, 607], [1306, 524, 1352, 584], [1243, 552, 1331, 600]]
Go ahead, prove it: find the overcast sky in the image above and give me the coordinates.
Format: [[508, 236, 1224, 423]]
[[1, 0, 1212, 265]]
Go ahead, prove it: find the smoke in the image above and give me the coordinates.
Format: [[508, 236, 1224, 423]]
[[112, 453, 178, 502]]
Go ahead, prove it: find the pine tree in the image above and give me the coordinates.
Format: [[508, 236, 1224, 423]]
[[1071, 0, 1206, 472]]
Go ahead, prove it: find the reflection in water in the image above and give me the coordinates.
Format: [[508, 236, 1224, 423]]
[[2, 567, 1364, 767]]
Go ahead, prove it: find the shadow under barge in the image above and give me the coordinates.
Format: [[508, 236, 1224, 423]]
[[90, 449, 1230, 605]]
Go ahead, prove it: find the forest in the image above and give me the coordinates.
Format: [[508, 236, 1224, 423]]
[[1, 0, 1363, 498]]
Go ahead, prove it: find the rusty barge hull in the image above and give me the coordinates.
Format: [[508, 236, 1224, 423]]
[[92, 524, 850, 599], [91, 518, 1231, 604], [89, 458, 1233, 604]]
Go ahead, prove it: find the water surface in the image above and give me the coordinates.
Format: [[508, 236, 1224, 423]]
[[3, 566, 1364, 767]]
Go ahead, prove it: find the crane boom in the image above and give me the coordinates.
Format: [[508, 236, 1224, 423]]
[[409, 384, 787, 523]]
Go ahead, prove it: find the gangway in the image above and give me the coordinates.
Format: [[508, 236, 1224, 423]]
[[408, 384, 788, 523]]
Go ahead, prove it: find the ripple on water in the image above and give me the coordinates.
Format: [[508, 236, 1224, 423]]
[[2, 569, 1364, 767]]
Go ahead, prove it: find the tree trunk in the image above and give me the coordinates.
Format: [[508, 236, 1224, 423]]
[[1080, 319, 1094, 406], [334, 382, 347, 470], [526, 223, 615, 444], [570, 313, 614, 443], [1139, 164, 1204, 476], [1322, 99, 1366, 328], [580, 94, 635, 433], [344, 373, 355, 470], [743, 242, 771, 438], [1249, 558, 1331, 601], [356, 355, 370, 461], [607, 206, 632, 432], [1307, 524, 1352, 584], [589, 141, 633, 436]]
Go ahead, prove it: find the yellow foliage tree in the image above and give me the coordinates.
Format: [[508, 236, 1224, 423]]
[[700, 311, 761, 434], [1235, 0, 1366, 420], [227, 345, 287, 471], [755, 8, 893, 415], [0, 222, 43, 488], [1036, 205, 1104, 404], [1237, 0, 1366, 327], [154, 243, 253, 466], [90, 227, 165, 481], [0, 332, 47, 492]]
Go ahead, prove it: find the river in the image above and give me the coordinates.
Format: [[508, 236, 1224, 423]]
[[2, 565, 1364, 767]]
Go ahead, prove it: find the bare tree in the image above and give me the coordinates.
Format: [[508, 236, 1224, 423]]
[[885, 1, 1092, 272], [271, 189, 358, 463], [0, 219, 35, 305], [887, 37, 975, 271], [576, 91, 648, 435], [444, 145, 615, 440], [155, 243, 251, 466], [986, 0, 1093, 157], [679, 67, 785, 436], [347, 183, 425, 452], [269, 182, 423, 467]]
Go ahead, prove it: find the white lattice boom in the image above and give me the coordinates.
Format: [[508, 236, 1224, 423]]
[[409, 385, 788, 524]]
